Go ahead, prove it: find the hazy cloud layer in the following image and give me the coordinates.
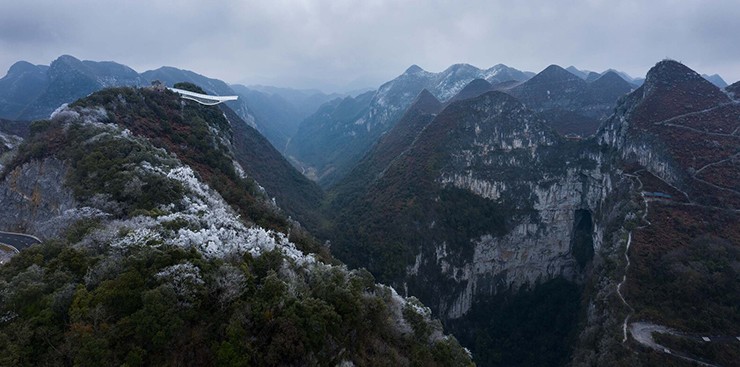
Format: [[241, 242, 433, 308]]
[[1, 0, 738, 92]]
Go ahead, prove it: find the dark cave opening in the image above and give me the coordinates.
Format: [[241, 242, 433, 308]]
[[571, 209, 594, 268]]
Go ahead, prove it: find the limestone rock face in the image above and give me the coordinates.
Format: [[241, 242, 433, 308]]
[[438, 166, 615, 319], [0, 131, 23, 171], [328, 60, 737, 365], [330, 91, 624, 321], [0, 158, 81, 238]]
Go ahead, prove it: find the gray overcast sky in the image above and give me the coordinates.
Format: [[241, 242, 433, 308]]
[[0, 0, 738, 92]]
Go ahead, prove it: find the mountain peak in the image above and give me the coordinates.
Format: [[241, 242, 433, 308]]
[[53, 54, 82, 65], [593, 70, 629, 85], [6, 61, 37, 76], [586, 70, 633, 107], [619, 60, 731, 126], [537, 64, 583, 82], [411, 89, 442, 114], [512, 64, 586, 94], [544, 64, 568, 72], [444, 63, 479, 75], [49, 55, 86, 75], [450, 78, 493, 102], [602, 68, 635, 83], [701, 73, 728, 88], [585, 71, 602, 82], [463, 78, 492, 90], [566, 66, 588, 79], [404, 64, 425, 74], [484, 64, 531, 82], [640, 60, 729, 106], [644, 60, 707, 87]]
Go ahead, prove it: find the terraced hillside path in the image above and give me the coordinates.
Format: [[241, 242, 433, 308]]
[[618, 173, 649, 343], [630, 322, 739, 367], [619, 173, 739, 366]]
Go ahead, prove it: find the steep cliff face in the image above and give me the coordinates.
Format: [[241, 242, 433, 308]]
[[570, 60, 740, 366], [437, 166, 615, 319], [334, 90, 609, 307], [0, 130, 23, 171], [426, 61, 738, 366], [419, 60, 740, 366], [409, 93, 621, 320], [0, 158, 81, 237], [327, 90, 632, 365], [221, 104, 325, 234]]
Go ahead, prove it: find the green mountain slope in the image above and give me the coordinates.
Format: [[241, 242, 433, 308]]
[[0, 85, 473, 366]]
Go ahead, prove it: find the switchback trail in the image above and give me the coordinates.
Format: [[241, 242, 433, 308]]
[[619, 172, 739, 366]]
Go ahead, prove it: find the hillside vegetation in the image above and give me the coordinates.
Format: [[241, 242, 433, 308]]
[[0, 86, 473, 366]]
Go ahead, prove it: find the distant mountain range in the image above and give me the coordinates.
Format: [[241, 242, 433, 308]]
[[0, 54, 737, 366], [0, 55, 339, 152], [701, 73, 729, 88], [288, 62, 647, 187], [0, 56, 331, 234], [285, 63, 535, 187], [565, 65, 730, 89], [507, 65, 635, 136], [1, 55, 731, 184], [323, 59, 740, 366], [0, 55, 144, 121], [566, 65, 645, 86]]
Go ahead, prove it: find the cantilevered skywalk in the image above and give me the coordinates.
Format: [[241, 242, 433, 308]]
[[167, 87, 238, 105]]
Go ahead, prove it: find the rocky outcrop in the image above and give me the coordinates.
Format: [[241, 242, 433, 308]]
[[438, 165, 615, 319], [331, 91, 620, 320], [0, 134, 19, 152], [0, 131, 22, 170], [0, 158, 85, 238]]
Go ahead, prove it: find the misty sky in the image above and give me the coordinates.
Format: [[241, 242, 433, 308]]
[[0, 0, 738, 92]]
